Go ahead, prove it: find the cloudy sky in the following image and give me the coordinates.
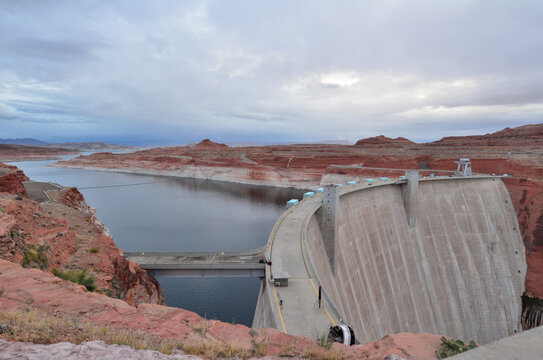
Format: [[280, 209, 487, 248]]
[[1, 1, 542, 145]]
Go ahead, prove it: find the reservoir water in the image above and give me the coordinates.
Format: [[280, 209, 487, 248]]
[[9, 157, 305, 326]]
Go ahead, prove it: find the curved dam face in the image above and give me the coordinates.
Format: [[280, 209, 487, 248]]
[[305, 177, 526, 344]]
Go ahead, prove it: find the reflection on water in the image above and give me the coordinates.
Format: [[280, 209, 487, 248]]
[[158, 277, 262, 326], [9, 158, 304, 325]]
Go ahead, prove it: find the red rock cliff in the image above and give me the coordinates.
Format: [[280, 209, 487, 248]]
[[0, 163, 29, 197], [0, 163, 164, 306]]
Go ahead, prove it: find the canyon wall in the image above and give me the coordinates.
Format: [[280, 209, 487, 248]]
[[0, 163, 164, 306], [305, 178, 526, 345]]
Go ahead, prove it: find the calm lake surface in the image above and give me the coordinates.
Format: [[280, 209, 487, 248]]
[[9, 157, 304, 325]]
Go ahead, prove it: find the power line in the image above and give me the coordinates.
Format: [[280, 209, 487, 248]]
[[78, 179, 174, 190]]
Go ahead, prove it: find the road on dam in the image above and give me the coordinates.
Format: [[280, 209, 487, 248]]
[[265, 194, 341, 337]]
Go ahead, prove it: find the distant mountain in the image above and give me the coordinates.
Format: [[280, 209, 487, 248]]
[[0, 138, 137, 152], [44, 142, 137, 151], [0, 138, 49, 146]]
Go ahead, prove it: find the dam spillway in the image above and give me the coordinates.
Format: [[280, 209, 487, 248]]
[[255, 175, 526, 345]]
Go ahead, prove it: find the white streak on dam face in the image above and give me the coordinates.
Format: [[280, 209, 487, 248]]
[[306, 177, 526, 345]]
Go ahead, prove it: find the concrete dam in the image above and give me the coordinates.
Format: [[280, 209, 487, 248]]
[[253, 174, 526, 345]]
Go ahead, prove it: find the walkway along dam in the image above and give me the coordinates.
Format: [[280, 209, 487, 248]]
[[253, 173, 526, 345]]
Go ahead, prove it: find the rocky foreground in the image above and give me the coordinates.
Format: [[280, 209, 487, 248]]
[[56, 124, 543, 300], [0, 163, 445, 358], [0, 258, 443, 359], [0, 340, 199, 359]]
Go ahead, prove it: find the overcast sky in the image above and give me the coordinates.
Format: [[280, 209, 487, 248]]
[[1, 1, 542, 145]]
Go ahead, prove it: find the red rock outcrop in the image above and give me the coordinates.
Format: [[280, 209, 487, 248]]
[[355, 135, 415, 146], [0, 259, 443, 359], [60, 186, 86, 209], [0, 163, 164, 306], [0, 163, 29, 197], [193, 138, 229, 149]]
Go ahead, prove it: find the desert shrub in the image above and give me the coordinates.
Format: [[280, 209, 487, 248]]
[[181, 341, 255, 359], [100, 288, 114, 297], [191, 320, 211, 337], [90, 248, 99, 253], [52, 268, 96, 291], [317, 332, 334, 349], [436, 336, 477, 358], [303, 348, 344, 360], [251, 339, 267, 357], [22, 244, 50, 270]]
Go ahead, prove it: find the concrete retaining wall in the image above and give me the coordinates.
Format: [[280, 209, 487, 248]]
[[305, 177, 526, 344]]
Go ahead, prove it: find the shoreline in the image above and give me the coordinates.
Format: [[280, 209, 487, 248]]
[[51, 162, 318, 191], [1, 155, 77, 162]]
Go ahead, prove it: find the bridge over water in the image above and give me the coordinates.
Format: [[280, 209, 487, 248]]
[[124, 250, 266, 278]]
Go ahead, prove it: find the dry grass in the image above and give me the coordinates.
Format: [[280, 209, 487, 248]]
[[302, 348, 345, 360], [317, 332, 334, 349], [251, 339, 267, 357], [0, 309, 181, 354], [274, 343, 345, 360], [0, 308, 273, 359], [181, 340, 255, 359], [0, 308, 345, 359], [190, 319, 211, 337]]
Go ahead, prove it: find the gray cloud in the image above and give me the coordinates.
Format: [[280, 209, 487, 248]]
[[0, 0, 542, 144], [0, 103, 20, 119], [216, 110, 293, 123], [8, 38, 96, 63]]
